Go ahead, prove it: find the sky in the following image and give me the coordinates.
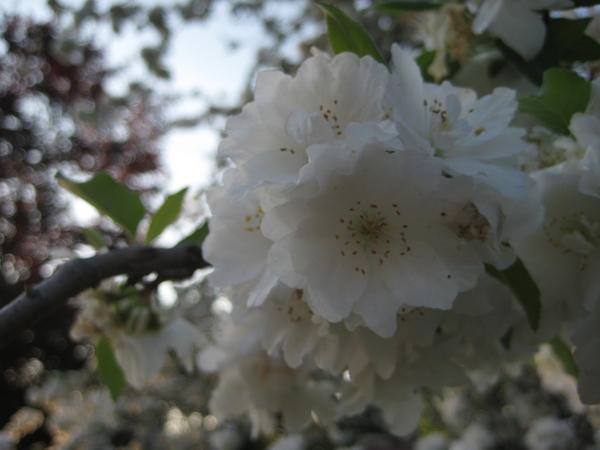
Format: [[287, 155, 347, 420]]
[[2, 0, 312, 224]]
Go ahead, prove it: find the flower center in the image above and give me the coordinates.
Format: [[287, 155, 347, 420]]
[[545, 212, 600, 260], [243, 206, 264, 232], [319, 100, 343, 136], [450, 202, 490, 242], [335, 201, 411, 275]]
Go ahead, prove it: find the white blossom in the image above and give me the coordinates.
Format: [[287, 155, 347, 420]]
[[218, 51, 388, 196], [202, 170, 278, 309], [387, 46, 542, 256], [470, 0, 573, 60], [524, 416, 575, 450], [114, 319, 206, 389], [263, 145, 486, 337]]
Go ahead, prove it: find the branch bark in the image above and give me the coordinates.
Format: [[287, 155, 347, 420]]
[[0, 243, 208, 348]]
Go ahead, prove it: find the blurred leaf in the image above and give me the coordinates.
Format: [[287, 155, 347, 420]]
[[499, 18, 600, 85], [549, 336, 579, 378], [148, 6, 169, 37], [371, 1, 443, 13], [519, 69, 591, 134], [415, 50, 436, 82], [316, 2, 385, 64], [485, 259, 541, 331], [83, 227, 107, 249], [545, 18, 600, 63], [500, 327, 514, 350], [95, 338, 126, 401], [177, 222, 209, 246], [141, 46, 171, 79], [146, 187, 188, 243], [57, 171, 146, 237], [109, 4, 141, 33]]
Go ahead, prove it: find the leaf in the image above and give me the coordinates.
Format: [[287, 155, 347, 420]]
[[146, 187, 188, 243], [549, 336, 579, 378], [83, 227, 107, 249], [316, 2, 385, 64], [545, 18, 600, 64], [95, 338, 127, 401], [177, 222, 209, 246], [485, 258, 541, 331], [57, 172, 146, 237], [371, 1, 443, 13], [518, 69, 591, 135], [499, 18, 600, 85], [415, 50, 436, 83], [500, 327, 514, 350]]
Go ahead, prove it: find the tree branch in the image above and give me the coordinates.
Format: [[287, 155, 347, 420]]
[[0, 243, 208, 348]]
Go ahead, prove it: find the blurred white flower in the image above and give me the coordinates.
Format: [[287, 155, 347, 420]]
[[115, 318, 206, 389], [415, 432, 448, 450], [449, 423, 495, 450], [470, 0, 573, 60], [524, 416, 575, 450], [267, 435, 305, 450]]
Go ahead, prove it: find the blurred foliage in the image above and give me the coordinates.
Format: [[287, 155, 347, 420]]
[[0, 11, 166, 447]]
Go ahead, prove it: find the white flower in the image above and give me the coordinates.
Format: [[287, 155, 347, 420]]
[[267, 435, 305, 450], [516, 162, 600, 312], [570, 79, 600, 199], [203, 169, 280, 309], [415, 433, 448, 450], [524, 416, 575, 450], [218, 51, 388, 196], [470, 0, 573, 60], [339, 347, 468, 436], [114, 318, 206, 389], [263, 145, 485, 337], [388, 46, 542, 251], [450, 423, 495, 450], [208, 350, 336, 437]]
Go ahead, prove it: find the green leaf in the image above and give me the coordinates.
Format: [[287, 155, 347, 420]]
[[518, 69, 591, 135], [415, 50, 436, 83], [546, 18, 600, 64], [146, 187, 188, 243], [177, 222, 209, 246], [316, 2, 385, 64], [82, 227, 107, 249], [371, 1, 443, 13], [549, 336, 579, 378], [95, 338, 126, 401], [485, 258, 541, 331], [57, 172, 146, 237], [500, 327, 514, 350], [499, 19, 600, 85]]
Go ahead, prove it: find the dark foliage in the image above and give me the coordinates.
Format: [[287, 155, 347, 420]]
[[0, 14, 165, 445]]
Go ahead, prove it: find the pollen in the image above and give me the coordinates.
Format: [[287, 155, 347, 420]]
[[335, 200, 412, 273], [242, 206, 264, 232]]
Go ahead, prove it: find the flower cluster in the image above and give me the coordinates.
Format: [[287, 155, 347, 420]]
[[199, 45, 573, 435], [200, 46, 600, 434]]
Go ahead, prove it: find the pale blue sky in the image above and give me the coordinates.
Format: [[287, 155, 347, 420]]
[[2, 0, 314, 225]]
